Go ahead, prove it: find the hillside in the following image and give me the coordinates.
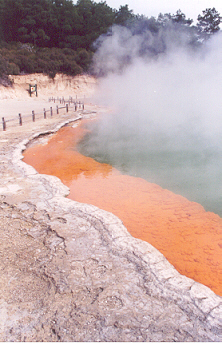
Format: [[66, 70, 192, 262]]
[[0, 0, 221, 81]]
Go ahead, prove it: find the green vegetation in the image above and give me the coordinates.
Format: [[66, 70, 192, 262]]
[[0, 43, 91, 77], [0, 0, 119, 81], [0, 0, 221, 83]]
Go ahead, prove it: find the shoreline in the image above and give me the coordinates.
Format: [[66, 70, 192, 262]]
[[0, 78, 221, 341]]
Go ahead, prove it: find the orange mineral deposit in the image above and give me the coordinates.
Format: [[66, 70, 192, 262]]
[[23, 121, 222, 296]]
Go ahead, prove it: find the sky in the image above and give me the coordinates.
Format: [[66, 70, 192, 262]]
[[93, 0, 222, 22]]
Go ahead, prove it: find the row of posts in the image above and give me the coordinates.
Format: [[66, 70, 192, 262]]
[[49, 97, 84, 110], [2, 103, 70, 131], [49, 96, 82, 103]]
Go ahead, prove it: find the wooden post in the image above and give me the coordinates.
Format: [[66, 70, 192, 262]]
[[75, 103, 77, 111], [32, 110, 35, 122], [44, 108, 46, 119], [82, 103, 84, 110], [19, 113, 22, 126], [50, 107, 53, 116], [2, 117, 6, 131], [66, 103, 68, 113], [56, 105, 59, 114]]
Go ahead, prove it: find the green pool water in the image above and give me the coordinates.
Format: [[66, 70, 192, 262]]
[[77, 117, 222, 217]]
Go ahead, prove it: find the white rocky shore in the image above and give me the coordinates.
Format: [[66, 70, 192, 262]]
[[0, 74, 221, 341]]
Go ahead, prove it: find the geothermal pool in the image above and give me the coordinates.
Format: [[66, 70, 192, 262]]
[[78, 117, 222, 217], [23, 119, 222, 296]]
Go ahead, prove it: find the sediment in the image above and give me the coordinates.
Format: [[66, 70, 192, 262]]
[[0, 79, 221, 341]]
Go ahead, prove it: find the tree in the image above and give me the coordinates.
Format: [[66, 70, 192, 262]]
[[172, 9, 193, 26], [157, 10, 193, 27], [197, 8, 221, 37], [157, 13, 172, 27], [114, 5, 134, 25]]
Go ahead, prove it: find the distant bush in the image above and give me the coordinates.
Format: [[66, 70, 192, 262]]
[[0, 43, 89, 79], [7, 62, 20, 75]]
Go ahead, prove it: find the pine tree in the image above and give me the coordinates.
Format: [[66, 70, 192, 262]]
[[197, 8, 221, 37]]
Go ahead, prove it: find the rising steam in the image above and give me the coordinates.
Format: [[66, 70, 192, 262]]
[[80, 24, 222, 214], [92, 24, 222, 140]]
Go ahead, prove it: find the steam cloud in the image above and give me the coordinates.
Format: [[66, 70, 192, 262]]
[[81, 25, 222, 214], [92, 25, 222, 141]]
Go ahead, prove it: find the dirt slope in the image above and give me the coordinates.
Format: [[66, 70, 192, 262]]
[[0, 73, 96, 100]]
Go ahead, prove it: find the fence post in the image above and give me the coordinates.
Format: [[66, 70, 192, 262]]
[[50, 107, 53, 116], [75, 103, 77, 111], [19, 113, 22, 126], [66, 103, 68, 113], [56, 105, 59, 114], [2, 117, 6, 131], [82, 103, 84, 110], [32, 110, 35, 122], [44, 108, 46, 119]]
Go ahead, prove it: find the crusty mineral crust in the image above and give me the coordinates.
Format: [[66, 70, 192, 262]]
[[0, 103, 221, 342]]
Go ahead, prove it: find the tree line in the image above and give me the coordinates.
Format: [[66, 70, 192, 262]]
[[0, 0, 221, 82]]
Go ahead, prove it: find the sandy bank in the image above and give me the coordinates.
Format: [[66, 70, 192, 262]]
[[0, 73, 96, 100], [0, 74, 221, 341]]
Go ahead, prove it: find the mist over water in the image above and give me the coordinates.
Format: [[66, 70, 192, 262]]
[[79, 28, 222, 216]]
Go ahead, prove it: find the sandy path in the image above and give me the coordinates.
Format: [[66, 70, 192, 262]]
[[0, 73, 96, 120], [0, 99, 60, 120]]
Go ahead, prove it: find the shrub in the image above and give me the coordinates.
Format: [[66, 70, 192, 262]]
[[7, 62, 20, 75]]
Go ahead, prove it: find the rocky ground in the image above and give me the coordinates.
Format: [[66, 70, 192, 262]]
[[0, 75, 221, 341]]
